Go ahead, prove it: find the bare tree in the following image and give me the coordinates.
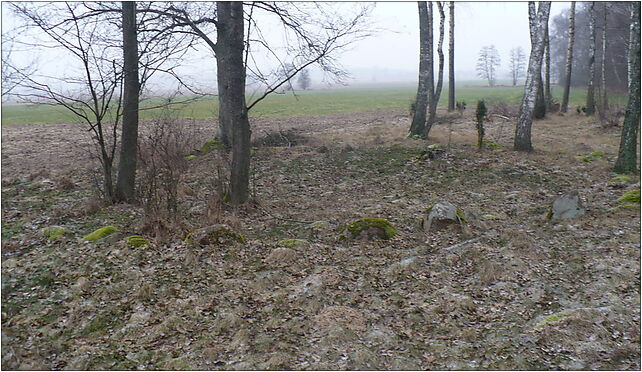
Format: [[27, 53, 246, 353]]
[[585, 2, 596, 115], [447, 1, 455, 112], [115, 1, 140, 203], [297, 69, 311, 90], [514, 1, 551, 152], [476, 45, 501, 86], [426, 1, 446, 137], [599, 2, 609, 120], [560, 1, 576, 113], [614, 2, 640, 174], [509, 47, 527, 86], [409, 1, 433, 138]]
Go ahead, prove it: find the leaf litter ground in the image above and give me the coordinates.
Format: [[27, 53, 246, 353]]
[[1, 108, 640, 370]]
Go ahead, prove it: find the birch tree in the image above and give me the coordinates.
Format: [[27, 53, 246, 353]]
[[448, 1, 455, 112], [426, 2, 446, 137], [585, 2, 596, 115], [514, 2, 551, 152], [599, 2, 609, 118], [560, 1, 576, 113], [544, 24, 552, 110], [614, 2, 640, 174]]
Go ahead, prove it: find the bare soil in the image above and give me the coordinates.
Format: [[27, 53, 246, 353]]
[[2, 109, 640, 370]]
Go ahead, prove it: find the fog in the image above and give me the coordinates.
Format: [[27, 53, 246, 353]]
[[2, 2, 572, 98]]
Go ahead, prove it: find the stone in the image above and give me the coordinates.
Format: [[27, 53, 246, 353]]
[[342, 217, 397, 240], [72, 277, 91, 292], [42, 226, 68, 241], [548, 192, 585, 221], [185, 224, 245, 247], [265, 247, 296, 265], [423, 202, 466, 232], [83, 226, 118, 242]]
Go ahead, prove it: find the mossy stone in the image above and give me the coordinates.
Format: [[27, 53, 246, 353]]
[[534, 310, 573, 329], [343, 217, 397, 240], [185, 225, 246, 247], [277, 238, 308, 248], [83, 226, 118, 242], [42, 226, 68, 241], [201, 139, 226, 154], [609, 175, 632, 183], [126, 235, 150, 247], [185, 155, 198, 160]]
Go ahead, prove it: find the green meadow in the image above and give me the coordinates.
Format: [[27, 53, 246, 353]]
[[1, 83, 628, 125]]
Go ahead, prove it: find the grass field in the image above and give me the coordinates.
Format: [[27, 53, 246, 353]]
[[1, 83, 628, 125]]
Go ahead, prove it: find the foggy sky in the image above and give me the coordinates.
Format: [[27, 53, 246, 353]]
[[2, 2, 572, 96]]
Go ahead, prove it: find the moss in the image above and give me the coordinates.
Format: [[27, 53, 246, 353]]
[[277, 238, 308, 248], [534, 310, 573, 329], [545, 205, 554, 220], [589, 151, 604, 158], [610, 175, 633, 183], [201, 139, 226, 154], [618, 189, 641, 204], [42, 226, 68, 241], [83, 226, 118, 242], [424, 204, 435, 214], [185, 225, 246, 247], [185, 154, 198, 160], [126, 235, 150, 247], [455, 208, 468, 224], [578, 156, 591, 162], [344, 217, 397, 240]]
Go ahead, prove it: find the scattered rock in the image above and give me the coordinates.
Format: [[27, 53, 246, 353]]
[[547, 192, 585, 220], [82, 226, 118, 242], [342, 217, 397, 240], [42, 226, 68, 241], [125, 235, 150, 247], [185, 224, 245, 247], [422, 202, 466, 232], [265, 247, 296, 265]]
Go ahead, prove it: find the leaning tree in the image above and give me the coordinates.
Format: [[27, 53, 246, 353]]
[[514, 1, 551, 152]]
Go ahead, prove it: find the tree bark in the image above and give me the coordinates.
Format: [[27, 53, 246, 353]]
[[425, 2, 445, 137], [586, 2, 596, 115], [409, 2, 432, 138], [561, 1, 575, 113], [600, 2, 609, 114], [216, 2, 250, 204], [544, 23, 552, 110], [447, 1, 455, 112], [115, 1, 140, 203], [614, 2, 640, 174], [514, 1, 551, 152]]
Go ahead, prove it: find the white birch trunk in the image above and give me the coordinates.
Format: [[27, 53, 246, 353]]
[[561, 1, 576, 113], [514, 1, 551, 152]]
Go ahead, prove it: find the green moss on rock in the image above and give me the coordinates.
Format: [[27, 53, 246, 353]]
[[185, 154, 198, 160], [126, 235, 150, 247], [343, 217, 397, 240], [42, 226, 68, 241], [185, 225, 246, 247], [277, 238, 308, 248], [535, 310, 573, 329], [83, 226, 118, 242], [201, 139, 226, 154]]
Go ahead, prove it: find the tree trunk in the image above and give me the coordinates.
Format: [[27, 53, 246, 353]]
[[614, 2, 640, 174], [425, 2, 445, 137], [586, 2, 596, 115], [115, 1, 140, 203], [544, 23, 552, 109], [514, 1, 551, 152], [600, 2, 609, 114], [447, 1, 455, 112], [409, 2, 432, 138], [216, 2, 250, 204], [561, 1, 575, 113]]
